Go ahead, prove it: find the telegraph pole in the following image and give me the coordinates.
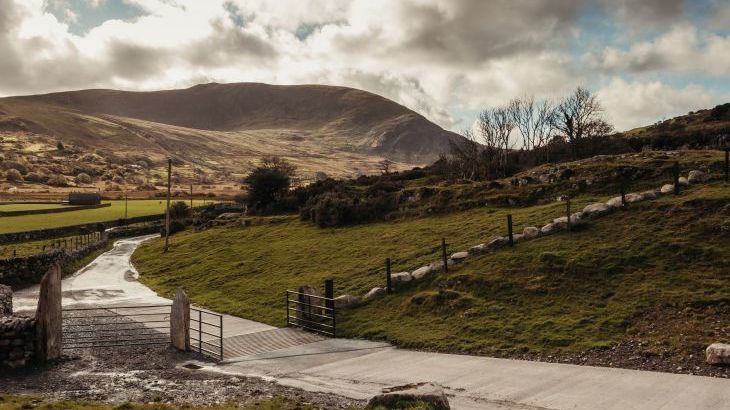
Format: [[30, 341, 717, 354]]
[[164, 158, 172, 253]]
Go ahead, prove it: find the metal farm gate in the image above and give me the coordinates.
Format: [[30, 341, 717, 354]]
[[62, 304, 172, 349]]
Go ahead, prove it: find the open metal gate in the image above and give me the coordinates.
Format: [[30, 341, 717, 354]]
[[285, 290, 336, 337], [190, 307, 224, 361], [62, 304, 171, 349]]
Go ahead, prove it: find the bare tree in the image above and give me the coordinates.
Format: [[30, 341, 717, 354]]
[[448, 129, 482, 180], [377, 159, 394, 175], [510, 96, 555, 153], [477, 105, 515, 178], [552, 87, 612, 159]]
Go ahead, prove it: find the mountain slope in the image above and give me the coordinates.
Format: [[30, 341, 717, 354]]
[[0, 83, 462, 179]]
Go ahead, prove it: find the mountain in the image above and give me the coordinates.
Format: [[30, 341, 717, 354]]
[[0, 83, 463, 179]]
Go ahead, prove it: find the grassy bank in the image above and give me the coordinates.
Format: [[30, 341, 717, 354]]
[[134, 194, 601, 326], [134, 182, 729, 361]]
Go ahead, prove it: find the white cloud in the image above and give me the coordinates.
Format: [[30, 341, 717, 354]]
[[597, 78, 716, 131], [595, 24, 730, 76]]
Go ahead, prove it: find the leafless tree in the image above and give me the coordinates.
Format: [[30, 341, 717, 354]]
[[377, 159, 394, 175], [478, 106, 515, 177], [552, 87, 613, 159], [510, 96, 556, 152], [448, 129, 482, 180]]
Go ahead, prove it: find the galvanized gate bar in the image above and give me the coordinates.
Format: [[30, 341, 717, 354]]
[[285, 290, 336, 337], [189, 307, 224, 361]]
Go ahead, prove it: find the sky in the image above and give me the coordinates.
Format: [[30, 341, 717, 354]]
[[0, 0, 729, 132]]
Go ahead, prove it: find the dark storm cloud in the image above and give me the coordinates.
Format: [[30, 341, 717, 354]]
[[186, 18, 278, 67], [599, 0, 686, 29]]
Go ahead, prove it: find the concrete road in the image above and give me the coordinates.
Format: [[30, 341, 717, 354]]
[[14, 235, 730, 410]]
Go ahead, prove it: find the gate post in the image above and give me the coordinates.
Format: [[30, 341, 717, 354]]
[[35, 263, 62, 361], [170, 288, 190, 351]]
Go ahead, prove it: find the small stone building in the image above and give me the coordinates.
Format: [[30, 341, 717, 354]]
[[68, 192, 101, 205]]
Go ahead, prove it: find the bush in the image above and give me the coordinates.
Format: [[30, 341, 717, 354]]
[[25, 171, 48, 183], [1, 161, 28, 175], [169, 201, 191, 220], [5, 168, 23, 182], [112, 175, 125, 184], [244, 161, 292, 213], [47, 174, 68, 187], [75, 172, 92, 185], [300, 190, 398, 227]]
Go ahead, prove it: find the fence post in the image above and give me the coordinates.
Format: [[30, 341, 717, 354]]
[[385, 258, 392, 294], [441, 238, 448, 272], [507, 214, 514, 246], [620, 182, 626, 206], [324, 279, 334, 308], [673, 161, 680, 195], [725, 147, 729, 183], [566, 196, 571, 232], [35, 263, 62, 360]]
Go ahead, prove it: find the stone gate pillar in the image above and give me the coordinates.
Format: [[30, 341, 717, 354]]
[[35, 263, 62, 360], [170, 288, 190, 351]]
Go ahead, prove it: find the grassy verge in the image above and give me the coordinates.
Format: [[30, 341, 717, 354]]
[[340, 184, 730, 357], [0, 395, 321, 410]]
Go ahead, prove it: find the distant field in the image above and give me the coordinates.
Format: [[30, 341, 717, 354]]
[[0, 203, 69, 212], [0, 199, 210, 234]]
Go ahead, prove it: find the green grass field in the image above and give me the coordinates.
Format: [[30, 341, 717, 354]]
[[134, 183, 730, 359], [0, 203, 71, 212], [0, 200, 210, 234], [0, 232, 103, 259]]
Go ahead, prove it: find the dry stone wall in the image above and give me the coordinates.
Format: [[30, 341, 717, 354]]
[[0, 315, 36, 368], [0, 238, 108, 289]]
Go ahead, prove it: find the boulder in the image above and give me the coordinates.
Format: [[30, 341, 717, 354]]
[[688, 170, 710, 183], [364, 287, 386, 301], [468, 243, 488, 255], [411, 265, 433, 280], [706, 343, 730, 365], [660, 184, 674, 194], [486, 236, 509, 250], [449, 252, 469, 264], [678, 176, 689, 186], [640, 190, 658, 200], [606, 196, 623, 208], [366, 383, 450, 410], [391, 272, 413, 283], [582, 202, 610, 217], [625, 192, 644, 203], [511, 233, 524, 243], [334, 294, 361, 308], [522, 226, 540, 240], [540, 223, 560, 235]]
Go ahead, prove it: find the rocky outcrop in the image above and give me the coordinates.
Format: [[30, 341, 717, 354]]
[[366, 383, 450, 410]]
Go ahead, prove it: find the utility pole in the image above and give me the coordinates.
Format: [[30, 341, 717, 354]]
[[164, 158, 172, 253]]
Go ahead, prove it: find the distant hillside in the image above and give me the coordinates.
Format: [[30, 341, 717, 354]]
[[0, 83, 463, 179], [622, 103, 730, 148]]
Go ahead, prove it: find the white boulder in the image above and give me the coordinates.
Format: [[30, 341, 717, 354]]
[[411, 265, 433, 280], [660, 184, 674, 194], [678, 176, 689, 186], [640, 190, 658, 200], [486, 236, 509, 250], [367, 383, 450, 410], [391, 272, 412, 283], [625, 192, 644, 203], [583, 202, 610, 217], [706, 343, 730, 365], [606, 196, 623, 208], [364, 287, 386, 301], [522, 226, 540, 239], [540, 223, 560, 235], [688, 170, 710, 183], [449, 252, 469, 264], [334, 294, 361, 308], [468, 243, 488, 255]]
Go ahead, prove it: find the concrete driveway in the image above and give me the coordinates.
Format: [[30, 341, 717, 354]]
[[13, 235, 730, 410]]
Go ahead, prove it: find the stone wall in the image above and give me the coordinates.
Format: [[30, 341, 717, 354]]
[[0, 315, 36, 367], [0, 238, 108, 289], [0, 202, 110, 217]]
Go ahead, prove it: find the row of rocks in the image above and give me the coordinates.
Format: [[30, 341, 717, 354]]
[[0, 315, 37, 368], [0, 284, 11, 315], [334, 169, 716, 312]]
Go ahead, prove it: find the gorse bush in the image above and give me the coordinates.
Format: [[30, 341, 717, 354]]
[[300, 189, 398, 227]]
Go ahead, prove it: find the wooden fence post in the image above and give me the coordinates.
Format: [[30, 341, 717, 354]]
[[170, 288, 190, 351], [620, 183, 626, 206], [35, 263, 62, 360], [441, 238, 448, 272], [507, 214, 514, 246], [385, 258, 392, 294], [673, 161, 680, 195]]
